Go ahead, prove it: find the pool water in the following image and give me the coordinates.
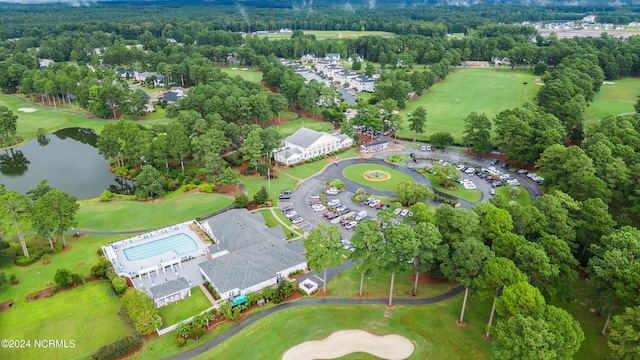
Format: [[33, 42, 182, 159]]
[[124, 233, 198, 261]]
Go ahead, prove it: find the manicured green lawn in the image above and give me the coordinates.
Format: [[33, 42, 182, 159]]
[[216, 67, 264, 83], [584, 78, 640, 122], [193, 296, 492, 360], [342, 164, 414, 191], [421, 172, 482, 203], [495, 186, 531, 206], [257, 209, 301, 239], [399, 68, 539, 142], [385, 154, 412, 166], [76, 194, 233, 232], [328, 267, 456, 300], [259, 30, 395, 40], [158, 286, 213, 326], [0, 281, 132, 360], [278, 159, 330, 179], [240, 173, 299, 201], [0, 94, 108, 146], [0, 234, 125, 303], [274, 118, 334, 137]]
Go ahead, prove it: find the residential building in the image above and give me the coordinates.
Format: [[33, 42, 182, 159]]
[[199, 209, 307, 301], [326, 53, 341, 61], [274, 127, 353, 165], [160, 87, 187, 103], [351, 75, 375, 92]]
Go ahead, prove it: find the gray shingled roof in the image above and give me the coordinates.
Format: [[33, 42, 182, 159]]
[[286, 127, 326, 149], [199, 209, 306, 294], [149, 277, 190, 300], [284, 239, 306, 254]]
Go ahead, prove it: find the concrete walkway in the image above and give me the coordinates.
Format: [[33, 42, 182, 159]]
[[163, 285, 464, 360]]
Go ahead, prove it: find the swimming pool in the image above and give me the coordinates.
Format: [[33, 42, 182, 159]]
[[124, 233, 198, 261]]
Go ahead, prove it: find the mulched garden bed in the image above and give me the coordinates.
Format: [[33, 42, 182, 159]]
[[26, 282, 83, 302], [42, 260, 51, 266], [0, 300, 14, 312]]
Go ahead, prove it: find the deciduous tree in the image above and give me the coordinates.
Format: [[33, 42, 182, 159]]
[[349, 218, 385, 297], [302, 223, 345, 293]]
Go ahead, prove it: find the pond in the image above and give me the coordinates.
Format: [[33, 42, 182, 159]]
[[0, 128, 133, 200]]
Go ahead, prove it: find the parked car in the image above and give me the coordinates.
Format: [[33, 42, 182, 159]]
[[326, 213, 339, 220], [394, 208, 402, 215], [341, 219, 351, 226], [400, 209, 409, 216], [363, 198, 374, 206], [313, 205, 326, 212], [285, 211, 298, 219], [354, 210, 368, 221], [490, 189, 496, 195], [517, 169, 528, 174], [492, 181, 504, 187], [292, 217, 304, 224], [310, 195, 320, 199], [375, 202, 385, 209], [323, 211, 334, 217], [281, 206, 293, 213], [278, 193, 290, 200], [369, 199, 380, 207], [345, 221, 357, 229]]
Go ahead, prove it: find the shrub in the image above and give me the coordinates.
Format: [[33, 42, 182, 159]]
[[175, 337, 187, 347], [184, 184, 197, 191], [15, 255, 39, 266], [257, 163, 271, 177], [234, 193, 249, 208], [297, 287, 307, 295], [191, 178, 202, 186], [112, 276, 128, 294], [99, 190, 114, 202], [189, 325, 206, 340], [90, 258, 112, 278], [253, 186, 269, 205], [54, 268, 77, 289], [289, 164, 295, 168], [175, 322, 193, 338], [90, 334, 141, 360], [54, 243, 64, 254], [10, 273, 17, 282], [32, 293, 40, 299], [199, 183, 217, 193]]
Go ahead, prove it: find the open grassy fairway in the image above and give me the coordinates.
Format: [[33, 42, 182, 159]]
[[216, 67, 264, 83], [259, 30, 395, 40], [399, 69, 539, 142], [194, 295, 492, 360], [342, 164, 414, 191], [274, 117, 334, 137], [0, 94, 108, 145], [0, 281, 132, 360], [76, 194, 233, 232], [584, 78, 640, 122]]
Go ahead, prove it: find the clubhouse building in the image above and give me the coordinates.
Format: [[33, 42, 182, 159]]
[[274, 127, 353, 165]]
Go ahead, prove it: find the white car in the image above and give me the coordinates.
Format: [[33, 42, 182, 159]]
[[292, 217, 304, 224], [407, 211, 414, 217], [345, 221, 357, 229], [369, 199, 380, 208], [285, 211, 298, 219], [313, 205, 326, 212], [400, 209, 409, 216], [394, 208, 402, 215]]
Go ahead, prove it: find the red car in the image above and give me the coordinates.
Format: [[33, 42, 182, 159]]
[[341, 219, 351, 226], [375, 202, 385, 209], [323, 211, 333, 217]]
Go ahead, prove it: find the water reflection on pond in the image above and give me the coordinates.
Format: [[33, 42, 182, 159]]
[[0, 128, 134, 199]]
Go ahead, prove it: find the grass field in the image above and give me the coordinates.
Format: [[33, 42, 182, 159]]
[[258, 30, 395, 40], [274, 117, 335, 137], [257, 209, 301, 239], [583, 78, 639, 122], [193, 295, 493, 360], [158, 286, 213, 326], [76, 194, 233, 232], [0, 281, 132, 360], [399, 68, 539, 142], [421, 172, 482, 203], [216, 67, 264, 83], [0, 234, 126, 303], [240, 173, 299, 200], [328, 267, 456, 299], [342, 164, 414, 191], [495, 186, 531, 206], [0, 94, 108, 147], [278, 159, 330, 180]]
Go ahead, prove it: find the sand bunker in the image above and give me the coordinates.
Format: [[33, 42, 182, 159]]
[[282, 330, 415, 360], [18, 108, 38, 113]]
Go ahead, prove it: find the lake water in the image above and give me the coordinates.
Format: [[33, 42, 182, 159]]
[[0, 128, 134, 200]]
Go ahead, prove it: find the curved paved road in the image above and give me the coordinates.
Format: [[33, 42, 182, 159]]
[[163, 285, 464, 360]]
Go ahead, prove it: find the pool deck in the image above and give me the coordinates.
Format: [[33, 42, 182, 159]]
[[104, 221, 210, 297]]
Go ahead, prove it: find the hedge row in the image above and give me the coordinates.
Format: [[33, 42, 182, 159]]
[[90, 334, 140, 360]]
